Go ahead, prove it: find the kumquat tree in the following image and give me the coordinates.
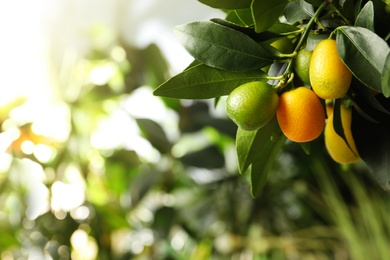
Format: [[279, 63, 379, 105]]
[[154, 0, 390, 196], [3, 0, 390, 259]]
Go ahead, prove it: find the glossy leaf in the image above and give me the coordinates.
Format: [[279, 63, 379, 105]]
[[154, 62, 267, 99], [336, 26, 390, 96], [355, 1, 374, 31], [198, 0, 252, 9], [210, 18, 257, 39], [230, 9, 254, 27], [249, 118, 287, 197], [174, 21, 274, 71], [251, 0, 289, 33], [284, 1, 311, 23], [268, 23, 300, 35], [352, 109, 390, 190], [236, 117, 286, 176]]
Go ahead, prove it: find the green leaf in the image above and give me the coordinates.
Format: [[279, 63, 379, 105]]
[[229, 9, 255, 27], [383, 52, 390, 97], [336, 26, 390, 96], [153, 62, 267, 99], [267, 22, 300, 35], [305, 32, 329, 51], [352, 109, 390, 190], [299, 142, 311, 155], [251, 0, 289, 33], [174, 21, 274, 71], [131, 169, 162, 206], [352, 78, 390, 118], [249, 120, 287, 197], [284, 1, 311, 24], [210, 18, 257, 39], [236, 116, 286, 177], [153, 207, 176, 238], [198, 0, 252, 9], [332, 99, 355, 152], [179, 145, 225, 169], [303, 0, 323, 7], [136, 118, 172, 154], [355, 1, 374, 31]]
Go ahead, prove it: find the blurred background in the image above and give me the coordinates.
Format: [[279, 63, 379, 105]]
[[1, 0, 390, 259]]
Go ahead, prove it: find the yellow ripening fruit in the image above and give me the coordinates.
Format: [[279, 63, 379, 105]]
[[226, 81, 279, 131], [294, 49, 312, 86], [310, 39, 352, 99], [276, 87, 325, 142], [325, 105, 360, 164]]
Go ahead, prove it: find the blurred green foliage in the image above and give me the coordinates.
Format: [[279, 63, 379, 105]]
[[1, 34, 390, 260]]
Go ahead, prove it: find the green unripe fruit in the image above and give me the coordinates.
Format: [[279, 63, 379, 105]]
[[294, 49, 312, 86], [226, 81, 279, 131]]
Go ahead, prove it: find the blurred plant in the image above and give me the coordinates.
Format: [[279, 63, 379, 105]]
[[0, 24, 390, 260]]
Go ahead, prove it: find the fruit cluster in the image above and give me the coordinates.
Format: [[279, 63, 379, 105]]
[[226, 38, 359, 164], [154, 0, 390, 193]]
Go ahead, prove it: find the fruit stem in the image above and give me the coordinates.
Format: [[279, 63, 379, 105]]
[[280, 1, 330, 86]]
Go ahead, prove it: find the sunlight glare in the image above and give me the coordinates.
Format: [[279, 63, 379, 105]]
[[34, 144, 56, 163], [21, 140, 35, 155], [71, 229, 98, 260], [89, 62, 116, 86], [51, 181, 85, 213], [0, 127, 20, 152]]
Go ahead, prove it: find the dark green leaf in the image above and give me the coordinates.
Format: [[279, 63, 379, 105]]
[[174, 21, 274, 71], [236, 117, 285, 174], [210, 18, 257, 39], [355, 1, 374, 31], [352, 77, 390, 118], [383, 53, 390, 97], [198, 0, 252, 9], [249, 119, 287, 197], [303, 0, 323, 7], [179, 101, 238, 137], [267, 23, 300, 35], [251, 0, 289, 33], [332, 99, 354, 152], [352, 109, 390, 190], [225, 9, 254, 27], [153, 207, 176, 238], [179, 145, 225, 169], [299, 142, 311, 155], [338, 0, 355, 22], [372, 0, 390, 41], [353, 0, 363, 19], [154, 62, 267, 99], [136, 118, 172, 154], [284, 1, 311, 24], [336, 26, 390, 96], [130, 170, 162, 206]]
